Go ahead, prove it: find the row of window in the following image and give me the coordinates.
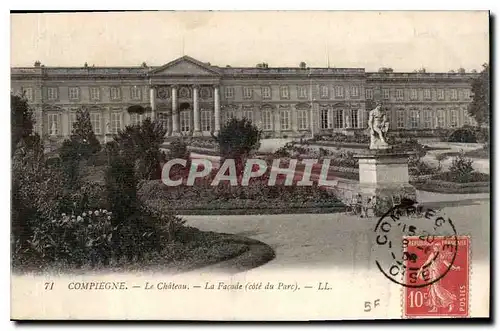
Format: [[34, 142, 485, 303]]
[[46, 107, 472, 137], [47, 108, 311, 136], [222, 108, 309, 131], [320, 109, 360, 129], [21, 85, 472, 104], [21, 86, 143, 102], [156, 86, 214, 100], [365, 88, 470, 101], [392, 108, 470, 129], [49, 111, 143, 136], [224, 85, 361, 100]]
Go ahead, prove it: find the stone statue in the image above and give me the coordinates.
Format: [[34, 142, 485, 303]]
[[50, 120, 57, 136], [104, 122, 110, 144], [368, 103, 390, 149]]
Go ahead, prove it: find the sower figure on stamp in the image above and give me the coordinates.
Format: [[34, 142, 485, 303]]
[[368, 103, 390, 150], [417, 243, 461, 313]]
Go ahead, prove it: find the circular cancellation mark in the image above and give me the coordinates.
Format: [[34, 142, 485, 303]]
[[373, 203, 458, 288]]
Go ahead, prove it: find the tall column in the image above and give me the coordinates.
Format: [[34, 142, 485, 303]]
[[193, 85, 201, 136], [214, 85, 221, 134], [171, 85, 180, 136], [149, 86, 156, 120]]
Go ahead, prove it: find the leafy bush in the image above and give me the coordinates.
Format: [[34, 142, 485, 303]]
[[59, 139, 82, 187], [447, 154, 476, 183], [22, 209, 115, 267], [87, 149, 109, 167], [215, 118, 262, 179], [217, 118, 261, 159], [11, 94, 34, 157], [474, 127, 490, 144], [447, 127, 478, 143], [113, 117, 167, 180], [12, 134, 107, 268], [169, 138, 189, 159]]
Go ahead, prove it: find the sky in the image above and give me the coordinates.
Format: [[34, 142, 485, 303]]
[[10, 11, 489, 72]]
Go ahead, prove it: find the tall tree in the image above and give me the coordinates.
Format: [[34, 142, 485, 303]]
[[468, 63, 490, 126], [11, 94, 35, 156], [71, 107, 101, 157]]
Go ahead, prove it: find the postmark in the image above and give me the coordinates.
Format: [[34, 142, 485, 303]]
[[373, 203, 459, 288], [403, 236, 470, 318]]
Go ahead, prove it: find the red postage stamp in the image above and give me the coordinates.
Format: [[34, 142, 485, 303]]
[[403, 235, 470, 318]]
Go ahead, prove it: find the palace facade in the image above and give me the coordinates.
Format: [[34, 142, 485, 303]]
[[11, 55, 477, 141]]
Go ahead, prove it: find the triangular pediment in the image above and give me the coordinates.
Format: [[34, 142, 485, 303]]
[[149, 56, 220, 76]]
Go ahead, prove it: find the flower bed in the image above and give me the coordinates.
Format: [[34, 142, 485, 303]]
[[138, 178, 345, 216], [306, 140, 368, 149], [187, 137, 219, 149]]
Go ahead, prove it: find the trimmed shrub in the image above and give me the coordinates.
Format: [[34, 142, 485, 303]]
[[215, 118, 262, 179], [448, 127, 478, 143], [411, 178, 490, 194], [112, 117, 167, 180]]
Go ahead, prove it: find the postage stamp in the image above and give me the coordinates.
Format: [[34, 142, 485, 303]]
[[402, 236, 470, 318]]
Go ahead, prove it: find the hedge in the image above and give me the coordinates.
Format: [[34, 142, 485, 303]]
[[410, 179, 490, 194]]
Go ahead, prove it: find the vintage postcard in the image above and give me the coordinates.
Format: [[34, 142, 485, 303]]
[[10, 11, 490, 320]]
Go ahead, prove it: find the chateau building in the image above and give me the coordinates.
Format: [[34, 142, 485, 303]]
[[10, 55, 477, 141]]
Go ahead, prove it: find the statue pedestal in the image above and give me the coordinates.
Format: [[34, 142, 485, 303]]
[[354, 149, 416, 216]]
